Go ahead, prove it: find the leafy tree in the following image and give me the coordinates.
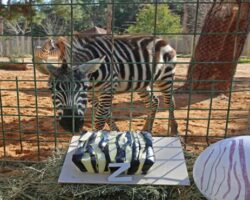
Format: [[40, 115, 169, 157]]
[[32, 0, 72, 35], [73, 0, 107, 31], [29, 0, 89, 35], [2, 4, 34, 35], [33, 4, 71, 35], [0, 1, 41, 57], [112, 0, 147, 33], [127, 4, 182, 34]]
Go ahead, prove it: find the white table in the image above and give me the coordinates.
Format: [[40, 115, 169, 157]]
[[58, 136, 190, 185]]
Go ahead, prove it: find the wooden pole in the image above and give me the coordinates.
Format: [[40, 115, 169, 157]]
[[107, 0, 113, 34], [0, 15, 3, 56]]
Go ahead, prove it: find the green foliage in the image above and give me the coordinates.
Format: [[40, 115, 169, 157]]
[[1, 1, 183, 35], [73, 0, 107, 32], [239, 56, 250, 64], [34, 4, 72, 35], [127, 4, 182, 34], [1, 2, 40, 35], [112, 0, 149, 33], [167, 0, 184, 16]]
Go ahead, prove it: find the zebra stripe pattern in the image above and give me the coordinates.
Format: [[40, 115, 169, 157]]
[[72, 131, 155, 174], [193, 136, 250, 200], [34, 39, 56, 60], [34, 36, 67, 63], [44, 34, 178, 135], [52, 79, 89, 118], [34, 39, 56, 75]]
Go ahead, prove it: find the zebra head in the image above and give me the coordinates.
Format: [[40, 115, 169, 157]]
[[43, 38, 56, 52], [46, 57, 105, 132]]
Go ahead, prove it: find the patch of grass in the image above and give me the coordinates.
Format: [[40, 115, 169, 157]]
[[0, 151, 205, 200], [177, 54, 192, 59], [239, 56, 250, 64]]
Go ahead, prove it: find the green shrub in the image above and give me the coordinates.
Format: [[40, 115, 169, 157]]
[[127, 4, 182, 35]]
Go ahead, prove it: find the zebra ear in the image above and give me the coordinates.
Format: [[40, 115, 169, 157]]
[[78, 56, 106, 74], [49, 39, 56, 50]]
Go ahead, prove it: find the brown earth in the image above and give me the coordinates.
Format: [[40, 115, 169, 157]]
[[0, 57, 249, 161]]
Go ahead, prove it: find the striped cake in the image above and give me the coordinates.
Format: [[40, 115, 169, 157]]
[[72, 131, 155, 175]]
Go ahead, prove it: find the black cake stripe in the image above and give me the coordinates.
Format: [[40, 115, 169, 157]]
[[115, 133, 125, 163], [86, 132, 98, 173], [141, 132, 155, 174], [72, 141, 87, 172], [98, 132, 110, 171], [127, 132, 140, 175], [72, 131, 155, 175]]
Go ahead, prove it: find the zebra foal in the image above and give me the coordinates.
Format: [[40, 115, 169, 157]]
[[34, 38, 63, 75], [37, 34, 178, 135]]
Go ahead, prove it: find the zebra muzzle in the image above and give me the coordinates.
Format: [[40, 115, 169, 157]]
[[59, 108, 84, 132]]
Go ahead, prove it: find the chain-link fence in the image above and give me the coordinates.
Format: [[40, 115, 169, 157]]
[[0, 0, 249, 162]]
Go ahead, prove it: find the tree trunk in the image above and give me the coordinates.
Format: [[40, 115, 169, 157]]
[[184, 1, 250, 92], [0, 63, 28, 71], [182, 1, 190, 54], [0, 16, 3, 56], [107, 0, 113, 34]]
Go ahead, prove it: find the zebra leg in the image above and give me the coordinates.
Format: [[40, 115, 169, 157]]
[[138, 88, 159, 132], [89, 96, 119, 131], [88, 96, 99, 129], [165, 94, 178, 136], [160, 89, 178, 136], [106, 114, 120, 131], [94, 93, 119, 131]]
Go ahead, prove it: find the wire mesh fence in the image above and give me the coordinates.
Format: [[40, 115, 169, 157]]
[[0, 0, 249, 162], [1, 34, 250, 57]]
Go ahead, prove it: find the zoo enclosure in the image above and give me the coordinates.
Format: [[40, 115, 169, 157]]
[[0, 0, 249, 162], [1, 34, 250, 57]]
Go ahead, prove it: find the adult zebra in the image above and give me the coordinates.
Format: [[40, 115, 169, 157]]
[[37, 34, 178, 135]]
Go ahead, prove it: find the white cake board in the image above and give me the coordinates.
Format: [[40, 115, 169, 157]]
[[58, 136, 190, 185]]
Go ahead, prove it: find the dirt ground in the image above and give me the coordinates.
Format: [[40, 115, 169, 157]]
[[0, 57, 249, 161]]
